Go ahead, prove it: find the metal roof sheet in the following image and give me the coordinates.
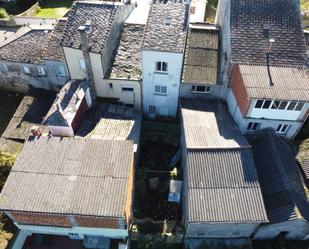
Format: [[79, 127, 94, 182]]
[[238, 64, 309, 101], [0, 137, 134, 218], [180, 98, 250, 149]]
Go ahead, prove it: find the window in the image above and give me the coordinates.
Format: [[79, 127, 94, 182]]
[[23, 66, 30, 74], [125, 103, 134, 108], [122, 87, 134, 92], [79, 59, 86, 70], [255, 100, 264, 108], [247, 122, 260, 131], [109, 83, 113, 89], [0, 64, 8, 72], [279, 101, 288, 110], [190, 6, 196, 14], [295, 102, 305, 111], [155, 61, 168, 72], [155, 85, 167, 94], [37, 66, 46, 76], [164, 17, 172, 26], [54, 65, 66, 76], [262, 100, 272, 109], [192, 85, 211, 93], [149, 105, 156, 114], [276, 124, 289, 134], [271, 100, 280, 109], [287, 101, 297, 111]]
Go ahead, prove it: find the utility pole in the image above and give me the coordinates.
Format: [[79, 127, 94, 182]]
[[78, 20, 97, 101]]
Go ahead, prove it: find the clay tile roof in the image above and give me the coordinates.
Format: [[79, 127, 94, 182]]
[[61, 1, 118, 54], [230, 0, 308, 67], [142, 1, 187, 52]]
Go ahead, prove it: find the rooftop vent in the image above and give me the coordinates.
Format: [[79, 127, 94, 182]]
[[263, 23, 270, 38]]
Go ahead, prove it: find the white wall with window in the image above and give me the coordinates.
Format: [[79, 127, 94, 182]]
[[142, 50, 184, 117], [44, 60, 70, 88], [248, 98, 309, 121], [180, 83, 226, 99]]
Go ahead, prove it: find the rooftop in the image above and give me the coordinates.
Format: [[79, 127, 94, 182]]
[[61, 1, 119, 54], [0, 137, 134, 218], [0, 26, 52, 64], [109, 23, 145, 80], [235, 64, 309, 101], [249, 129, 309, 223], [2, 88, 56, 141], [142, 1, 187, 52], [43, 80, 89, 127], [180, 98, 250, 149], [43, 19, 67, 61], [181, 98, 267, 223], [230, 0, 308, 67], [77, 103, 142, 145], [182, 24, 219, 84]]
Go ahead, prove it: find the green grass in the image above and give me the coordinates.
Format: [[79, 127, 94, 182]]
[[35, 0, 73, 18], [301, 0, 309, 12]]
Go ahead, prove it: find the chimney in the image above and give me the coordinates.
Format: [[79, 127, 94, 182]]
[[78, 20, 97, 101], [266, 39, 275, 87]]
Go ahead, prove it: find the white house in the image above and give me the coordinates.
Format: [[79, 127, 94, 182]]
[[216, 0, 309, 139], [142, 0, 188, 117]]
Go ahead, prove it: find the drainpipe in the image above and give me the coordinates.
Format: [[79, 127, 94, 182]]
[[78, 21, 97, 101]]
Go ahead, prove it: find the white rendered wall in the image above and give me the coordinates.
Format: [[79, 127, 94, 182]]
[[63, 47, 87, 80], [189, 0, 207, 23], [142, 50, 184, 117]]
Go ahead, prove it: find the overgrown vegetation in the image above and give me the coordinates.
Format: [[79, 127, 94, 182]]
[[0, 152, 16, 249], [36, 0, 73, 18], [0, 8, 9, 19]]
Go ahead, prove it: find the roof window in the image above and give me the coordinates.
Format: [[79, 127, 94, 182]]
[[263, 24, 270, 38], [164, 17, 172, 26]]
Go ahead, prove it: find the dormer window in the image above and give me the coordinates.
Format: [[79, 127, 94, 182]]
[[155, 61, 168, 72], [164, 17, 172, 26]]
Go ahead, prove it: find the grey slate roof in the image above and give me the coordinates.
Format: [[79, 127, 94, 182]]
[[180, 98, 250, 149], [237, 64, 309, 101], [230, 0, 308, 67], [109, 23, 145, 80], [43, 19, 67, 61], [300, 159, 309, 187], [182, 25, 219, 84], [0, 137, 134, 218], [0, 28, 51, 64], [61, 1, 118, 54], [43, 80, 89, 127], [181, 98, 267, 223], [249, 129, 309, 223], [142, 1, 187, 52]]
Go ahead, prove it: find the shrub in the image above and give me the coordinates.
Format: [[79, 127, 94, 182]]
[[0, 8, 9, 19], [0, 152, 16, 191]]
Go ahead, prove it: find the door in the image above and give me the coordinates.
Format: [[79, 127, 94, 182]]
[[154, 94, 168, 116]]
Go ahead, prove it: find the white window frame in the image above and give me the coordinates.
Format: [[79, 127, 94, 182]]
[[37, 66, 46, 76], [256, 99, 305, 111], [79, 59, 86, 70], [246, 122, 260, 131], [155, 61, 168, 72], [154, 85, 167, 95], [192, 85, 211, 94], [276, 124, 289, 134], [54, 65, 66, 76], [23, 65, 31, 74]]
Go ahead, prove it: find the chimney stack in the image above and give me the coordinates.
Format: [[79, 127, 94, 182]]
[[78, 20, 97, 101]]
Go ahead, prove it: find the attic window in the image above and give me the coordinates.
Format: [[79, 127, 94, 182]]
[[164, 17, 172, 26], [263, 24, 270, 38]]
